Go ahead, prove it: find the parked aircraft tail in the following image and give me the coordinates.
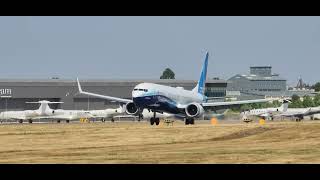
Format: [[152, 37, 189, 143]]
[[26, 100, 64, 115], [279, 99, 290, 112]]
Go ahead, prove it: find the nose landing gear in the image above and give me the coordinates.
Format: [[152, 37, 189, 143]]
[[150, 111, 160, 125]]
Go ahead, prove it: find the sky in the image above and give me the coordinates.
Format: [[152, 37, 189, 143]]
[[0, 16, 320, 86]]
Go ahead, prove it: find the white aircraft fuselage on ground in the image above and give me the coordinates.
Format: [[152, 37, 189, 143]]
[[0, 100, 92, 123], [241, 101, 289, 120], [77, 52, 275, 125], [0, 100, 63, 123], [241, 100, 320, 121], [277, 106, 320, 121]]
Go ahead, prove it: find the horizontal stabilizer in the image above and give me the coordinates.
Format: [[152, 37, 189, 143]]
[[26, 101, 64, 104]]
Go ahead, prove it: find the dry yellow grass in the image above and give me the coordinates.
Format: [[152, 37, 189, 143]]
[[0, 120, 320, 163]]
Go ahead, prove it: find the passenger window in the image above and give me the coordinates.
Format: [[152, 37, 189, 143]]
[[138, 89, 143, 91], [134, 89, 138, 91], [144, 89, 148, 92]]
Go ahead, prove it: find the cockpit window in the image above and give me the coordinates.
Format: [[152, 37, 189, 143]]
[[134, 88, 148, 92]]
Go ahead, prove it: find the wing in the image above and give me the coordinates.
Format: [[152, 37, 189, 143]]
[[77, 78, 132, 104], [257, 113, 271, 117], [277, 108, 320, 117], [303, 108, 320, 116], [202, 98, 276, 107]]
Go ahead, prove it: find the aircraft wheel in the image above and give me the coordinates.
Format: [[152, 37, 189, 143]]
[[190, 118, 195, 125], [57, 120, 61, 123], [19, 119, 23, 123], [185, 118, 189, 125], [28, 119, 33, 123], [66, 120, 70, 123], [150, 118, 155, 125], [155, 118, 160, 125]]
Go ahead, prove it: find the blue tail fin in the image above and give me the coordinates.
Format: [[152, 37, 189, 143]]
[[192, 52, 209, 95]]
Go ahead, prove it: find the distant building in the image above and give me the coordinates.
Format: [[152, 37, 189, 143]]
[[227, 66, 317, 100], [227, 66, 286, 95]]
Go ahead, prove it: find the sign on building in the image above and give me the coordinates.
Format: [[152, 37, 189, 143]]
[[0, 89, 12, 96]]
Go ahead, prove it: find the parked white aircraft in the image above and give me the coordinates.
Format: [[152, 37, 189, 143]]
[[0, 100, 63, 123], [0, 100, 92, 123], [77, 52, 275, 125], [86, 105, 125, 122], [275, 106, 320, 121], [241, 100, 290, 121], [241, 100, 320, 122]]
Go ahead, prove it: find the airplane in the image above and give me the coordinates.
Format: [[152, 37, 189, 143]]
[[77, 52, 276, 126], [274, 106, 320, 121], [86, 106, 124, 122], [42, 109, 93, 123], [241, 100, 320, 122], [241, 100, 290, 121], [0, 100, 92, 123], [0, 100, 63, 123]]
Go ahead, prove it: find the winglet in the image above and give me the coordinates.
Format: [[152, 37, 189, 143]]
[[77, 78, 83, 93]]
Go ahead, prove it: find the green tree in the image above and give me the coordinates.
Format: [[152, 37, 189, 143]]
[[313, 94, 320, 106], [302, 95, 314, 107], [313, 82, 320, 92], [289, 94, 303, 108], [292, 94, 300, 102], [240, 104, 252, 112], [160, 68, 175, 79], [272, 100, 281, 108]]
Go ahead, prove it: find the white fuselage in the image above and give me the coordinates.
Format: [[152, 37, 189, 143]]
[[242, 107, 282, 117], [132, 83, 204, 114], [0, 110, 37, 120], [50, 109, 92, 120], [88, 107, 124, 119]]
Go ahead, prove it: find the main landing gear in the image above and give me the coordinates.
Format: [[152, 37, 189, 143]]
[[185, 117, 195, 125], [150, 111, 160, 126]]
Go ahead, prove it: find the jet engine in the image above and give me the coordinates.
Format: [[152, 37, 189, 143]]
[[185, 103, 204, 118], [125, 102, 139, 115]]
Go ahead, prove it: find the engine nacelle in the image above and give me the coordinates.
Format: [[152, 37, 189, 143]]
[[125, 102, 139, 115], [185, 103, 204, 118]]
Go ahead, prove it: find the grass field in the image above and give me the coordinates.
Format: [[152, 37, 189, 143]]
[[0, 120, 320, 163]]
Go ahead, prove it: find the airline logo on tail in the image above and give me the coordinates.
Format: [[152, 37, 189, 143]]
[[197, 52, 209, 95]]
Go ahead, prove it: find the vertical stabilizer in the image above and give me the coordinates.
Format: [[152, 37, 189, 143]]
[[279, 100, 289, 112], [192, 52, 209, 95]]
